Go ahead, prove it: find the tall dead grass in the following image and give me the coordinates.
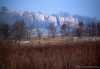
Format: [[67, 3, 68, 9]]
[[0, 40, 100, 69]]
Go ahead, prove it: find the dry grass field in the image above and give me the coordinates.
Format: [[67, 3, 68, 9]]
[[0, 38, 100, 69]]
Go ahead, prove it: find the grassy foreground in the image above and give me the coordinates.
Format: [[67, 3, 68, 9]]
[[0, 40, 100, 69]]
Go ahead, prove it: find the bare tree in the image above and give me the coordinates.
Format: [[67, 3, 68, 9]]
[[0, 23, 9, 40], [36, 28, 42, 39], [76, 21, 84, 37], [13, 20, 25, 42], [91, 22, 97, 37], [60, 23, 67, 37], [97, 22, 100, 36], [48, 23, 56, 38]]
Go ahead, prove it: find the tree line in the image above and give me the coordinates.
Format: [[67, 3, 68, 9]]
[[0, 6, 100, 41]]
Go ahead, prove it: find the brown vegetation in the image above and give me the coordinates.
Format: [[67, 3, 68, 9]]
[[0, 40, 100, 69]]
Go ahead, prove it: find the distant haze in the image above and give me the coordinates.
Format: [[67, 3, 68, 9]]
[[0, 0, 100, 19]]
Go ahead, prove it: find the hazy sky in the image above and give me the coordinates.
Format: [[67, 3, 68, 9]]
[[0, 0, 100, 19]]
